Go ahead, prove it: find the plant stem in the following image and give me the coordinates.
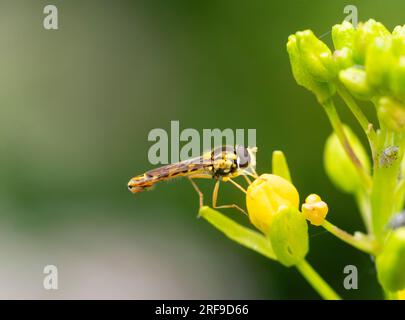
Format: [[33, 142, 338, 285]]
[[322, 99, 372, 190], [336, 83, 377, 162], [355, 191, 373, 234], [295, 259, 341, 300], [393, 134, 405, 212], [371, 130, 404, 238], [394, 177, 405, 213], [322, 220, 378, 255]]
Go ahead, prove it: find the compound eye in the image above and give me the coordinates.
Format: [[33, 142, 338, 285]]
[[236, 145, 250, 168]]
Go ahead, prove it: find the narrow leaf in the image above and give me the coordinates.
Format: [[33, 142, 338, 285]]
[[272, 150, 292, 182], [199, 206, 276, 260]]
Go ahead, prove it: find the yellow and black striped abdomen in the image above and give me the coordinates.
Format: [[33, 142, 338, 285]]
[[127, 157, 211, 193]]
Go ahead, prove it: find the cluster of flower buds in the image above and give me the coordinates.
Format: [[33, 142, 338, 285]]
[[246, 173, 309, 267], [245, 152, 332, 267], [286, 18, 405, 296], [288, 19, 405, 131]]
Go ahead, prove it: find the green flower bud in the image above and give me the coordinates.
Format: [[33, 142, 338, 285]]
[[354, 19, 391, 64], [295, 30, 336, 81], [365, 37, 394, 93], [377, 96, 405, 132], [332, 21, 356, 50], [287, 34, 335, 103], [393, 25, 405, 37], [333, 47, 354, 71], [324, 125, 371, 193], [287, 36, 334, 103], [268, 206, 309, 267], [388, 28, 405, 101], [389, 56, 405, 102], [391, 29, 405, 57], [376, 227, 405, 292], [339, 67, 374, 100]]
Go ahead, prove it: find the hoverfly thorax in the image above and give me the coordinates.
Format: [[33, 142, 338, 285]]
[[208, 145, 257, 180]]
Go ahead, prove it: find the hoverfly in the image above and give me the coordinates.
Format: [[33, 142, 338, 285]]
[[128, 145, 258, 213]]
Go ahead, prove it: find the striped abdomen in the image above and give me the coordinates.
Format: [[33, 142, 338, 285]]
[[127, 157, 211, 193]]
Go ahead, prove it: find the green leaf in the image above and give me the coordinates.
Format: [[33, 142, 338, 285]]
[[268, 206, 309, 267], [272, 150, 292, 182], [199, 206, 277, 260]]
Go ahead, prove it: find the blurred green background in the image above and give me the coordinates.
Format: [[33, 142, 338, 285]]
[[0, 0, 404, 299]]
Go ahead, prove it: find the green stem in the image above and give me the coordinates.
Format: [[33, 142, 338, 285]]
[[322, 99, 372, 190], [371, 130, 404, 238], [322, 220, 378, 255], [336, 83, 377, 162], [393, 135, 405, 212], [394, 177, 405, 213], [295, 259, 341, 300]]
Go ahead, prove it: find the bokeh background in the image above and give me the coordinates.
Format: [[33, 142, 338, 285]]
[[0, 0, 404, 299]]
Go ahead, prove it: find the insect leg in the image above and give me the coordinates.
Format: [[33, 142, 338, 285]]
[[188, 177, 204, 208], [250, 167, 259, 179], [243, 175, 252, 185], [228, 178, 247, 194], [212, 179, 247, 216]]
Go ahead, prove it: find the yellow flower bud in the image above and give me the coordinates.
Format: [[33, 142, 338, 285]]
[[246, 174, 299, 234], [302, 194, 329, 226]]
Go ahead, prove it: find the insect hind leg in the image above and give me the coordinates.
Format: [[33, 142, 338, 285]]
[[188, 177, 204, 209]]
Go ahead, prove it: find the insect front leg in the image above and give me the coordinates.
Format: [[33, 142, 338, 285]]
[[243, 175, 253, 185]]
